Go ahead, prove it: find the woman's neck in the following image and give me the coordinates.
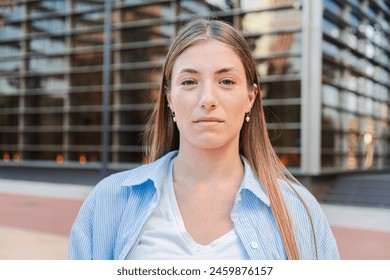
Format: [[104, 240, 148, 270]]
[[173, 145, 244, 190]]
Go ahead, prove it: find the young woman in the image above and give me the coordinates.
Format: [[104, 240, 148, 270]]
[[68, 19, 339, 260]]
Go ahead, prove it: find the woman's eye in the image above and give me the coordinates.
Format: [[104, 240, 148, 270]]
[[181, 80, 197, 86], [220, 79, 235, 86]]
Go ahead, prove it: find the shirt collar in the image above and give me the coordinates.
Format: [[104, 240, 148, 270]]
[[239, 157, 271, 207], [120, 150, 270, 207], [120, 150, 178, 194]]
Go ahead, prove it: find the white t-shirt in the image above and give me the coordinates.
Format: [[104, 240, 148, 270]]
[[130, 160, 249, 260]]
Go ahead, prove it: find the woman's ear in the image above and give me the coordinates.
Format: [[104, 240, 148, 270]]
[[167, 94, 173, 112], [247, 83, 258, 110]]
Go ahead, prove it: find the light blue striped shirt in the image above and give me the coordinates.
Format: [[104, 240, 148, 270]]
[[68, 150, 339, 260]]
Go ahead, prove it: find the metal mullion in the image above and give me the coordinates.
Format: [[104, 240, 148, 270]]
[[18, 1, 28, 162], [301, 0, 323, 175], [101, 0, 112, 176]]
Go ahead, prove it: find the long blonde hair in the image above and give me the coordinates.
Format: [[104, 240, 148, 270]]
[[144, 19, 317, 260]]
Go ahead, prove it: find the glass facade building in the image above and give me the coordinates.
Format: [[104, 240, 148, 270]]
[[0, 0, 389, 178]]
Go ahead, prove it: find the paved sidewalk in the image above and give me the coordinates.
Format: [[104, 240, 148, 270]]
[[0, 179, 389, 260]]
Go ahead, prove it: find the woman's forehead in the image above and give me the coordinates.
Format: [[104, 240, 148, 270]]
[[172, 40, 244, 73]]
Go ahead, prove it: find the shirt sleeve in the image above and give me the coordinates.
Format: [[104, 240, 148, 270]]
[[68, 190, 96, 260], [315, 205, 340, 260]]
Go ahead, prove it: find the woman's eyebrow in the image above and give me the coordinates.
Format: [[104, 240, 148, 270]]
[[179, 68, 198, 74], [215, 67, 239, 74], [179, 67, 239, 75]]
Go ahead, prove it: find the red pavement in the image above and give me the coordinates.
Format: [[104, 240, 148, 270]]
[[331, 226, 390, 260], [0, 193, 82, 236], [1, 192, 390, 260]]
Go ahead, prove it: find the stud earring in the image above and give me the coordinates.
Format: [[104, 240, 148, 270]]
[[172, 111, 176, 123], [168, 105, 176, 123]]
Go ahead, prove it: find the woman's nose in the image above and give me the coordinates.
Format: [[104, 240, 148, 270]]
[[198, 82, 218, 110]]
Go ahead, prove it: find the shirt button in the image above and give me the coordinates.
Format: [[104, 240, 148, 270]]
[[250, 241, 258, 249]]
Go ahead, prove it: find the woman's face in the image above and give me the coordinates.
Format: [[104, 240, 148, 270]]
[[167, 39, 256, 152]]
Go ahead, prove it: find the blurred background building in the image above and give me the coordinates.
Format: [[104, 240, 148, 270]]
[[0, 0, 389, 199]]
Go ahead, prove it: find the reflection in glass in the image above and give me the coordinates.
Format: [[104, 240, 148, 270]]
[[0, 23, 23, 39], [30, 38, 67, 54], [31, 18, 67, 35], [0, 44, 21, 58], [243, 9, 301, 33], [71, 72, 103, 86], [30, 0, 68, 16], [0, 2, 23, 19], [121, 3, 172, 22], [73, 32, 104, 49], [322, 107, 340, 131], [323, 19, 339, 38], [257, 57, 300, 77], [322, 40, 339, 57], [205, 0, 234, 9], [71, 52, 103, 67], [322, 85, 339, 108], [342, 91, 357, 112], [73, 12, 105, 28], [0, 77, 19, 95], [74, 0, 104, 12], [120, 24, 174, 43], [178, 1, 214, 16], [30, 57, 67, 72], [324, 0, 341, 15], [322, 61, 338, 82]]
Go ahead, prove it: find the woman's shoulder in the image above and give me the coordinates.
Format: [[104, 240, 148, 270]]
[[277, 179, 321, 210], [277, 178, 330, 229], [90, 150, 178, 197]]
